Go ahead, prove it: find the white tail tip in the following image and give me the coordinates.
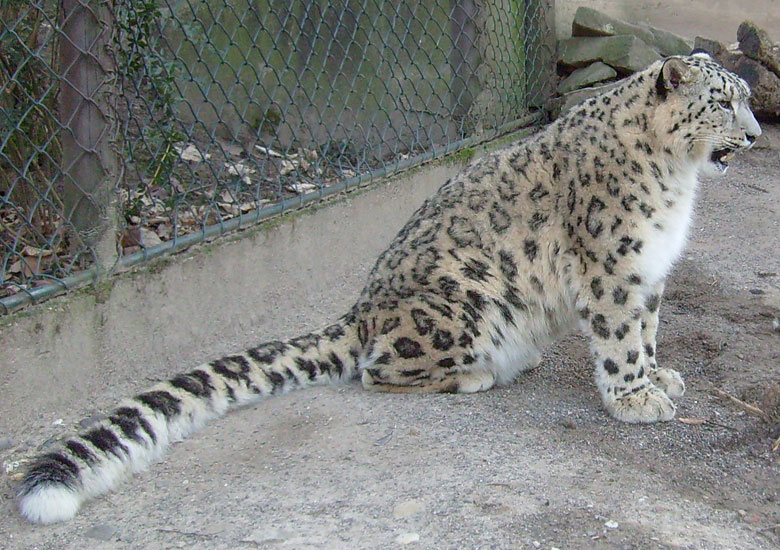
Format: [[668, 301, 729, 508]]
[[18, 484, 82, 524]]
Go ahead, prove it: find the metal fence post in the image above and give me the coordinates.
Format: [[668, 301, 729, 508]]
[[59, 0, 119, 273]]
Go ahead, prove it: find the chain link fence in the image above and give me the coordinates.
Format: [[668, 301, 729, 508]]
[[0, 0, 554, 313]]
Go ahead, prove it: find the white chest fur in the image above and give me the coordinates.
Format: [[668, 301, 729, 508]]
[[634, 170, 698, 289]]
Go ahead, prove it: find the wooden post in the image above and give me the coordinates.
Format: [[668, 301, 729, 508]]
[[59, 0, 118, 272]]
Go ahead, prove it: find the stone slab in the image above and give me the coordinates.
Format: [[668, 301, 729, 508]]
[[571, 6, 692, 57], [559, 35, 661, 74], [557, 61, 618, 94]]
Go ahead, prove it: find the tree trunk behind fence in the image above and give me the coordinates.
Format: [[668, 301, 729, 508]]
[[59, 0, 118, 270], [449, 0, 481, 123], [524, 0, 556, 108]]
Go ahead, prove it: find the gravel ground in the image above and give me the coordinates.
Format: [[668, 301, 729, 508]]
[[1, 127, 778, 550]]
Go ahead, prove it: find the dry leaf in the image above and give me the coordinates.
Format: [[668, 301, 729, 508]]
[[280, 159, 298, 176], [678, 417, 707, 425], [121, 227, 141, 248], [285, 182, 317, 194], [170, 177, 185, 194], [225, 162, 255, 184], [176, 143, 209, 162], [255, 145, 287, 158], [218, 202, 239, 217], [21, 245, 53, 257]]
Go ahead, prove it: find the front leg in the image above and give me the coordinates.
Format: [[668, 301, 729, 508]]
[[579, 275, 675, 423], [641, 282, 685, 398]]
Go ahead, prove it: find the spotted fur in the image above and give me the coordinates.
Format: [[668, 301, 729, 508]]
[[18, 54, 760, 524]]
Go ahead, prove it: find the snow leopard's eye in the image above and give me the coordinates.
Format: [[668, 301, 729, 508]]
[[718, 100, 733, 111]]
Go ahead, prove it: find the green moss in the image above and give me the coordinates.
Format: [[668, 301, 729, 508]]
[[451, 147, 476, 163]]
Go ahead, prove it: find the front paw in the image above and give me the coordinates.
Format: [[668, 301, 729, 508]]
[[605, 385, 676, 424], [649, 368, 685, 398]]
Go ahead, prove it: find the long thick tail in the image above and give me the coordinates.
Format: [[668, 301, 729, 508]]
[[17, 318, 360, 524]]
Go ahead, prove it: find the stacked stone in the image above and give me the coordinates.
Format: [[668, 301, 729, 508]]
[[557, 7, 692, 96]]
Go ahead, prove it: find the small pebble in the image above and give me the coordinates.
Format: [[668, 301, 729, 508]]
[[84, 523, 115, 541], [604, 520, 619, 529], [395, 533, 420, 545], [559, 419, 577, 430], [393, 500, 424, 519], [79, 414, 106, 429]]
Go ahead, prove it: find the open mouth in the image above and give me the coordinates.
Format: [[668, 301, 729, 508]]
[[710, 148, 736, 171]]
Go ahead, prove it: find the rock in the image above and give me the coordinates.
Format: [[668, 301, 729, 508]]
[[557, 62, 617, 94], [559, 36, 661, 74], [0, 437, 15, 451], [573, 7, 655, 44], [708, 47, 780, 120], [79, 413, 106, 429], [84, 523, 115, 541], [693, 36, 727, 57], [550, 80, 624, 118], [395, 533, 420, 545], [731, 56, 780, 119], [571, 7, 692, 56], [139, 227, 163, 248], [737, 21, 780, 79], [642, 25, 695, 57]]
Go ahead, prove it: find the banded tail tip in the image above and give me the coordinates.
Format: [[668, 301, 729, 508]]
[[18, 483, 82, 524]]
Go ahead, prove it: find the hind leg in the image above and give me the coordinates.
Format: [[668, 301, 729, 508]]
[[361, 367, 494, 394], [359, 297, 496, 394]]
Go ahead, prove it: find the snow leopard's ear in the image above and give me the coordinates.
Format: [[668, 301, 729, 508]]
[[655, 57, 697, 99]]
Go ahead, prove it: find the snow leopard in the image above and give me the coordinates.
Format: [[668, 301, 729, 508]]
[[18, 53, 761, 523]]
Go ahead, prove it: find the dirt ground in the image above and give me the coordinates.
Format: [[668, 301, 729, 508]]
[[1, 126, 779, 550]]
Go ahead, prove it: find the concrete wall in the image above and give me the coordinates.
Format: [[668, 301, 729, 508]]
[[556, 1, 780, 43], [0, 134, 523, 438]]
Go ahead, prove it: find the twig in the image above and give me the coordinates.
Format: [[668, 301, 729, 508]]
[[744, 183, 769, 193], [711, 388, 771, 423], [773, 434, 780, 453], [156, 527, 219, 539]]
